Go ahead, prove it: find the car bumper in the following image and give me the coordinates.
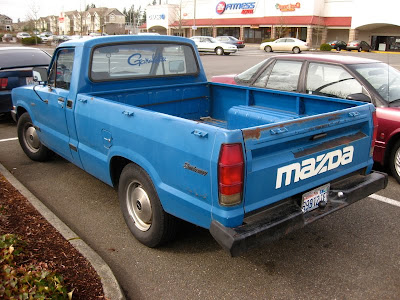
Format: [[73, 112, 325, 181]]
[[0, 91, 12, 113], [210, 171, 388, 257]]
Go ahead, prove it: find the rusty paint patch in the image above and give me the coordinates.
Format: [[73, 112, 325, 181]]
[[242, 112, 342, 141]]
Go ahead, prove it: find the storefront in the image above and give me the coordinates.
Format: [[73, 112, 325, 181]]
[[145, 0, 400, 50]]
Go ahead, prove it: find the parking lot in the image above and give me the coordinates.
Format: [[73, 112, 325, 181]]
[[1, 45, 400, 299]]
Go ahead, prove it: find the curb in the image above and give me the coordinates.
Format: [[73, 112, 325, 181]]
[[0, 163, 125, 300]]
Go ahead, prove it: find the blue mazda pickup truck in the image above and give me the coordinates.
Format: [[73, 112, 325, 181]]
[[12, 35, 387, 256]]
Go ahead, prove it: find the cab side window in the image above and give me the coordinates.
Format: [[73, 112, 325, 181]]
[[48, 48, 75, 90], [306, 63, 363, 99]]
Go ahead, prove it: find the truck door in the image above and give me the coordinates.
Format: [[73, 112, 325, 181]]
[[32, 48, 74, 161]]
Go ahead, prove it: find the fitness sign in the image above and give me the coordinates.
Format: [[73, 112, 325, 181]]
[[216, 1, 256, 15]]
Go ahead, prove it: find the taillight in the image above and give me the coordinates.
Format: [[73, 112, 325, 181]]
[[218, 143, 244, 206], [0, 78, 8, 89], [370, 111, 378, 157]]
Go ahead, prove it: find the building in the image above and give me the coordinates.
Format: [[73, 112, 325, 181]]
[[0, 14, 12, 31], [145, 0, 400, 51]]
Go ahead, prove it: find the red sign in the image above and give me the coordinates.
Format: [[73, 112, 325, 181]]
[[216, 2, 227, 14]]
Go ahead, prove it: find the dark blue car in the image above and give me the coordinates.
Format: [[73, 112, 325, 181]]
[[0, 47, 51, 116]]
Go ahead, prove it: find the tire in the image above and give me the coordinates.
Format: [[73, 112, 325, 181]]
[[215, 47, 224, 55], [223, 53, 231, 55], [17, 112, 52, 161], [358, 47, 362, 52], [264, 45, 272, 52], [292, 47, 301, 54], [336, 47, 341, 51], [389, 140, 400, 184], [118, 163, 178, 247]]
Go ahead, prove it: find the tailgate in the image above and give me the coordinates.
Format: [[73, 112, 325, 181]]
[[241, 104, 375, 213]]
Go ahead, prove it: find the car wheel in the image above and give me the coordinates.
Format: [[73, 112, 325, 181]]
[[223, 53, 231, 55], [118, 163, 178, 247], [292, 47, 301, 54], [389, 140, 400, 184], [215, 47, 224, 55], [264, 46, 272, 52], [17, 112, 52, 161], [358, 47, 362, 52], [336, 47, 341, 51]]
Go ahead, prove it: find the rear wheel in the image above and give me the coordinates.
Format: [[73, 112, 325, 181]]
[[336, 46, 341, 51], [118, 163, 178, 247], [358, 47, 362, 52], [292, 47, 301, 54], [215, 47, 224, 55], [223, 53, 231, 56], [17, 112, 52, 161], [264, 45, 272, 52], [389, 140, 400, 184]]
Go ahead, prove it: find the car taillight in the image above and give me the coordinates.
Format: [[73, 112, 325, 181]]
[[218, 143, 244, 206], [370, 111, 378, 157], [0, 78, 8, 89], [238, 41, 243, 44]]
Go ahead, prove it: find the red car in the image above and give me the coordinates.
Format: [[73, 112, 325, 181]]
[[212, 54, 400, 183]]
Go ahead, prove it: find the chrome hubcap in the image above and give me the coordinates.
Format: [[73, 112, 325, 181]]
[[126, 182, 152, 231], [24, 125, 40, 153], [395, 148, 400, 176]]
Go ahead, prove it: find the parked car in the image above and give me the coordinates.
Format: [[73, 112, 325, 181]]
[[190, 36, 237, 55], [215, 36, 245, 48], [2, 33, 13, 42], [0, 47, 51, 115], [212, 54, 400, 182], [347, 40, 372, 52], [328, 40, 347, 51], [16, 32, 31, 40], [260, 37, 309, 53]]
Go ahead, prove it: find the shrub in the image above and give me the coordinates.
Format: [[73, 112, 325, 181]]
[[320, 43, 332, 51], [0, 234, 72, 299], [21, 37, 42, 45], [261, 38, 276, 43]]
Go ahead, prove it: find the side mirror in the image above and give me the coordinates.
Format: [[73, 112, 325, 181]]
[[32, 67, 48, 83], [169, 60, 185, 73]]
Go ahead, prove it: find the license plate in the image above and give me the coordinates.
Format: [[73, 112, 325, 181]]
[[26, 77, 34, 85], [301, 183, 330, 213]]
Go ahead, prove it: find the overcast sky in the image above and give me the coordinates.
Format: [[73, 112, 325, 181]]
[[0, 0, 158, 22]]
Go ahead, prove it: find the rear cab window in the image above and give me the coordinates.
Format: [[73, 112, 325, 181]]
[[90, 43, 199, 81]]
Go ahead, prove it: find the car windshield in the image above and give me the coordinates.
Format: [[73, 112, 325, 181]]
[[351, 62, 400, 105], [0, 49, 51, 69], [235, 59, 268, 83]]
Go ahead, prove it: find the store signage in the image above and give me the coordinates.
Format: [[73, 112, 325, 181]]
[[216, 1, 256, 15], [148, 14, 166, 20], [275, 2, 301, 12]]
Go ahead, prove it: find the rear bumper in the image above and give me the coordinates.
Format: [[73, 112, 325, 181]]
[[210, 171, 388, 257]]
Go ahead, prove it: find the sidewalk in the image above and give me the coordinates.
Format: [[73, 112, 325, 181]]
[[0, 163, 125, 300]]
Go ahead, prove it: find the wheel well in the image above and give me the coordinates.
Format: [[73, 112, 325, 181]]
[[110, 156, 132, 189], [383, 134, 400, 166], [16, 106, 27, 121]]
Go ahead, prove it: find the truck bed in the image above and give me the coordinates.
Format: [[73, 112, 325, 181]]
[[86, 82, 356, 131]]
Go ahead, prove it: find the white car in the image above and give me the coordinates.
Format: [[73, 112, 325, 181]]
[[16, 32, 31, 39], [190, 36, 237, 55], [260, 37, 309, 54]]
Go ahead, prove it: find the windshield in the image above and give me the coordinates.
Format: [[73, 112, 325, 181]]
[[235, 59, 268, 82], [351, 62, 400, 104]]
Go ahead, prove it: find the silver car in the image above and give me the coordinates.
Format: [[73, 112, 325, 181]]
[[190, 36, 237, 55]]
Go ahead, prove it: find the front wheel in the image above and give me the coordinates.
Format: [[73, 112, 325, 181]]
[[292, 47, 301, 54], [223, 52, 231, 56], [389, 140, 400, 184], [17, 112, 52, 161], [358, 47, 362, 52], [118, 163, 178, 247], [215, 47, 224, 55], [264, 45, 272, 52]]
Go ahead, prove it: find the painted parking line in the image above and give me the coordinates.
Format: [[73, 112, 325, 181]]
[[0, 137, 18, 143], [370, 193, 400, 208]]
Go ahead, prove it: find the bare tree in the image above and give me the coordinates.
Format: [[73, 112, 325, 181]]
[[26, 0, 40, 44], [169, 2, 187, 36]]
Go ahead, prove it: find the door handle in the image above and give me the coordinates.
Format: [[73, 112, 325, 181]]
[[58, 97, 65, 102]]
